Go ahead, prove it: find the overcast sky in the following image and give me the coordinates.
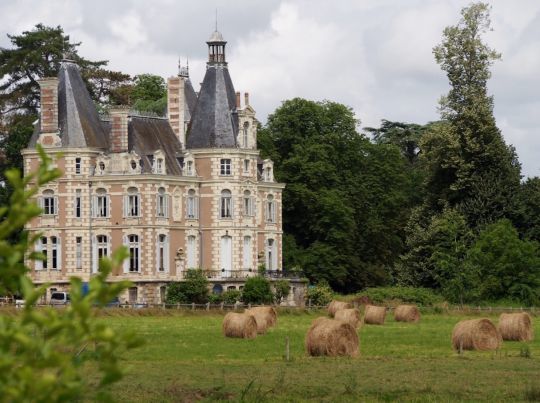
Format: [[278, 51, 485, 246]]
[[2, 0, 539, 176]]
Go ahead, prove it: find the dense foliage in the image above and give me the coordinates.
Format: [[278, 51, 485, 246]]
[[241, 276, 274, 304], [356, 287, 444, 306], [0, 147, 139, 401], [305, 282, 334, 306], [165, 269, 209, 304]]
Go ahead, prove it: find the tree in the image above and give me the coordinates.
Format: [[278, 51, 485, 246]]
[[165, 269, 209, 304], [259, 98, 413, 292], [464, 219, 540, 305], [429, 2, 521, 227], [513, 177, 540, 243], [130, 74, 167, 115], [273, 279, 291, 303], [0, 146, 140, 400], [241, 276, 273, 304]]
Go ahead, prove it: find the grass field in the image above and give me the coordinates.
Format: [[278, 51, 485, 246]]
[[93, 310, 540, 402]]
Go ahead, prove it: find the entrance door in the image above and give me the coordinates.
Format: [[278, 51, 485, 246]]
[[220, 235, 232, 277]]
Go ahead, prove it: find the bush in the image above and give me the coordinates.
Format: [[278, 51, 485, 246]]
[[274, 279, 291, 303], [207, 293, 222, 304], [166, 269, 209, 304], [306, 282, 333, 306], [221, 290, 241, 304], [242, 276, 273, 304], [357, 286, 444, 306]]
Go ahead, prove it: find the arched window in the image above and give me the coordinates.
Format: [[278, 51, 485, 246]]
[[220, 189, 232, 218], [243, 122, 249, 148], [266, 239, 276, 271], [186, 189, 198, 219], [186, 160, 194, 176], [125, 187, 140, 217], [130, 160, 138, 171], [99, 161, 106, 173], [187, 235, 197, 268], [243, 190, 253, 216], [266, 195, 276, 223], [93, 188, 109, 218], [42, 189, 57, 215], [156, 187, 168, 218], [243, 236, 252, 269], [157, 234, 168, 272]]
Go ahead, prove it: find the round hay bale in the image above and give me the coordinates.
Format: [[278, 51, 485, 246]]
[[451, 319, 502, 351], [328, 300, 352, 317], [394, 305, 421, 323], [498, 313, 534, 342], [245, 306, 277, 334], [222, 312, 257, 339], [334, 308, 361, 328], [363, 305, 386, 325], [305, 317, 359, 357]]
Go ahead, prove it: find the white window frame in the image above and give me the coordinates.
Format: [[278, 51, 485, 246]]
[[51, 236, 60, 270], [156, 188, 168, 218], [124, 187, 140, 217], [266, 238, 277, 271], [186, 160, 194, 176], [243, 159, 250, 174], [74, 189, 82, 218], [186, 235, 197, 269], [220, 159, 232, 176], [124, 234, 141, 273], [243, 236, 252, 269], [220, 189, 232, 219], [243, 122, 249, 148], [156, 234, 169, 272], [243, 190, 254, 216], [75, 157, 81, 175], [266, 195, 276, 223], [186, 189, 198, 219], [93, 189, 109, 218], [41, 190, 57, 216], [155, 158, 164, 174], [41, 237, 48, 270], [75, 236, 82, 269]]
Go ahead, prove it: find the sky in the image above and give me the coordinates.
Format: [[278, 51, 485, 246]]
[[1, 0, 539, 176]]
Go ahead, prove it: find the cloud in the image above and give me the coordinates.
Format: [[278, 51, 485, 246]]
[[1, 0, 540, 177]]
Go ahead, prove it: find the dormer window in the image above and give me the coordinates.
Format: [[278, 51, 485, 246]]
[[265, 167, 272, 182], [220, 159, 231, 176], [131, 160, 137, 170], [99, 162, 105, 173], [243, 159, 249, 173], [75, 158, 81, 174], [186, 160, 193, 176], [156, 158, 164, 174]]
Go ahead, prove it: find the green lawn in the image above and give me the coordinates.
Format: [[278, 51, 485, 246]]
[[96, 310, 540, 402]]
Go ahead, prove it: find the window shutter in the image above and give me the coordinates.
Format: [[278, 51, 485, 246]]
[[155, 235, 159, 272], [91, 195, 95, 218], [123, 235, 128, 273], [165, 195, 169, 218], [155, 194, 159, 217], [35, 239, 43, 271], [54, 196, 59, 215], [195, 196, 199, 219], [57, 237, 62, 271], [92, 235, 98, 273], [107, 195, 111, 218], [137, 238, 142, 273], [123, 196, 127, 217], [165, 236, 170, 272]]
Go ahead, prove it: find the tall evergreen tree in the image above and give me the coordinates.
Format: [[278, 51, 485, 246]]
[[427, 2, 521, 227]]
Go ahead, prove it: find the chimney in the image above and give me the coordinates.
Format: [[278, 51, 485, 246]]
[[244, 92, 250, 107], [110, 106, 129, 153], [236, 92, 241, 108], [38, 78, 59, 133], [167, 76, 185, 146]]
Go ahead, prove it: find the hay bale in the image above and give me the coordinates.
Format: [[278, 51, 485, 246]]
[[222, 312, 258, 339], [451, 319, 502, 351], [328, 300, 352, 317], [394, 305, 421, 323], [498, 313, 534, 342], [305, 317, 359, 357], [364, 305, 386, 325], [245, 306, 278, 334], [334, 308, 361, 328]]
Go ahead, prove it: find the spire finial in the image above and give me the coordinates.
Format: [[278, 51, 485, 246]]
[[178, 57, 181, 76], [215, 8, 218, 31]]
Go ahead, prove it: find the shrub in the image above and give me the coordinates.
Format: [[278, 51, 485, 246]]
[[242, 276, 273, 304], [208, 293, 222, 304], [274, 279, 291, 303], [221, 290, 241, 304], [0, 147, 140, 401], [166, 269, 209, 304], [306, 282, 333, 306], [357, 286, 444, 306]]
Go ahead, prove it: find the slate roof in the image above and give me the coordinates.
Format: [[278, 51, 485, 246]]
[[184, 78, 197, 122], [28, 60, 109, 149], [186, 65, 238, 149]]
